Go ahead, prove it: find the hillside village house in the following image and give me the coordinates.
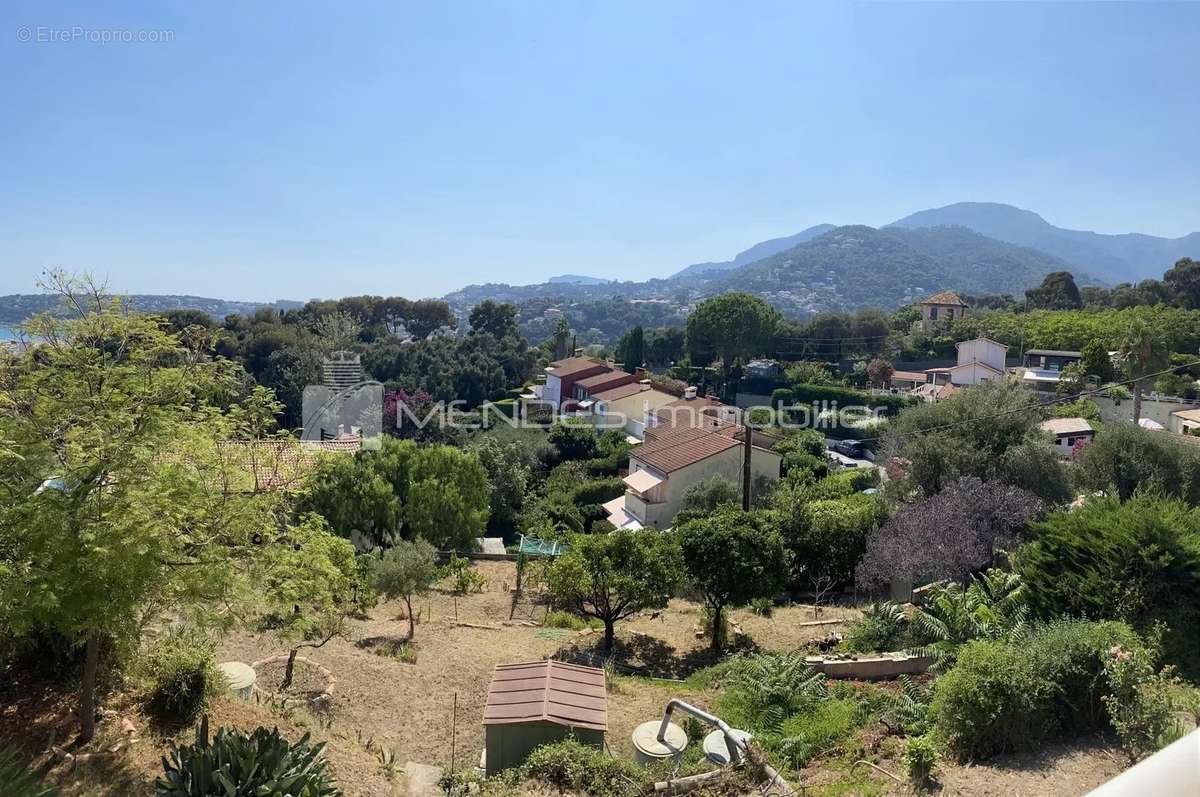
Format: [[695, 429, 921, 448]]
[[1039, 417, 1095, 457], [917, 290, 968, 333], [604, 394, 782, 529], [575, 380, 678, 439], [1020, 348, 1083, 395]]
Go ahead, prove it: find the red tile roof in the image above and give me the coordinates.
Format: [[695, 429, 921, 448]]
[[483, 661, 607, 731], [576, 370, 635, 391], [632, 426, 741, 473], [920, 291, 967, 306], [545, 357, 609, 378], [592, 382, 651, 401], [891, 370, 927, 382]]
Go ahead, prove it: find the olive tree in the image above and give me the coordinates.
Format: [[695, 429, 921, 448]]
[[372, 538, 439, 641]]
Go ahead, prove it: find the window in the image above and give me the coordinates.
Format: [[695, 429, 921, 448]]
[[930, 307, 939, 320], [1065, 437, 1075, 446]]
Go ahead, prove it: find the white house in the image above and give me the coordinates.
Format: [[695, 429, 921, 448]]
[[922, 337, 1008, 393]]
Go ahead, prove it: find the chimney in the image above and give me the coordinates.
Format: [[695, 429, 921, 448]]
[[683, 386, 698, 400], [643, 400, 658, 429], [634, 367, 647, 379]]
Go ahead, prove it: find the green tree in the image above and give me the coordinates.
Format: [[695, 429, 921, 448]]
[[547, 420, 599, 462], [1119, 319, 1171, 424], [372, 538, 439, 641], [405, 445, 491, 550], [259, 515, 360, 691], [616, 325, 645, 371], [468, 436, 531, 537], [686, 293, 782, 393], [546, 531, 684, 650], [885, 381, 1070, 502], [0, 278, 278, 740], [1164, 257, 1200, 309], [551, 317, 572, 360], [677, 507, 789, 650], [303, 437, 489, 549], [1075, 423, 1200, 502], [677, 475, 741, 520], [469, 300, 519, 339], [1025, 271, 1083, 310], [1080, 338, 1115, 383]]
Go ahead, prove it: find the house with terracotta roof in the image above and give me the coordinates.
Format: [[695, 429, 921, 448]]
[[577, 380, 679, 439], [918, 290, 968, 333], [538, 356, 612, 409], [604, 397, 782, 529]]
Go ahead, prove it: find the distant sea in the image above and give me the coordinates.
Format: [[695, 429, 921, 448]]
[[0, 326, 19, 341]]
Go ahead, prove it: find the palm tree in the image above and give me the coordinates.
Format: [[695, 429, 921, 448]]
[[1118, 319, 1170, 425]]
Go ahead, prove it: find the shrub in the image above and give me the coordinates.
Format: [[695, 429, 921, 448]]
[[0, 746, 58, 797], [543, 611, 596, 631], [775, 698, 859, 767], [1024, 619, 1142, 733], [932, 640, 1053, 758], [156, 717, 341, 796], [777, 494, 884, 588], [844, 602, 909, 654], [143, 630, 225, 723], [932, 619, 1153, 760], [1103, 641, 1182, 764], [522, 738, 647, 797], [903, 735, 939, 786], [1017, 494, 1200, 673], [439, 554, 486, 595], [567, 478, 626, 508]]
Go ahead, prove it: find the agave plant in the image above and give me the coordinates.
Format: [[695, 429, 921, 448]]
[[910, 569, 1029, 668], [0, 746, 58, 797], [155, 716, 342, 797]]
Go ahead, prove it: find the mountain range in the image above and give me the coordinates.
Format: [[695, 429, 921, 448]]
[[889, 202, 1200, 285], [4, 203, 1197, 325]]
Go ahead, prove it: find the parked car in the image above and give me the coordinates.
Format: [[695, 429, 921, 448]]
[[832, 439, 864, 458]]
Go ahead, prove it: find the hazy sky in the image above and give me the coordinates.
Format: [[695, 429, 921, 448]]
[[3, 1, 1198, 301]]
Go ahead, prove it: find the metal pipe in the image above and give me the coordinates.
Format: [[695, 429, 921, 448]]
[[657, 700, 793, 794], [657, 699, 742, 765]]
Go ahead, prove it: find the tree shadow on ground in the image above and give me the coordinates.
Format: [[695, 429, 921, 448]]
[[0, 662, 156, 797], [557, 630, 760, 680]]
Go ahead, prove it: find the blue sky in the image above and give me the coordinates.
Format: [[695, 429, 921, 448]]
[[2, 1, 1198, 301]]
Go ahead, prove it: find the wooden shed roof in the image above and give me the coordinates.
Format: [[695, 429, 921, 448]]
[[482, 661, 607, 732]]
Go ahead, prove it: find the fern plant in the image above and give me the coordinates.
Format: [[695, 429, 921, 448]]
[[155, 716, 342, 796], [910, 569, 1028, 668], [718, 651, 827, 732], [880, 674, 933, 736]]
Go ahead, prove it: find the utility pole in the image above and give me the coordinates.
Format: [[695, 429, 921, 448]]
[[742, 417, 752, 510]]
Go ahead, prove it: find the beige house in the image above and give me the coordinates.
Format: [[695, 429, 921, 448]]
[[604, 402, 782, 529], [916, 337, 1008, 400], [582, 382, 678, 439], [1039, 417, 1095, 457], [918, 291, 968, 333], [1169, 408, 1200, 436]]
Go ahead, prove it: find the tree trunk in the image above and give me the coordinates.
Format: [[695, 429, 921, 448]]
[[710, 606, 723, 652], [1132, 379, 1143, 425], [603, 619, 615, 651], [281, 648, 298, 691], [79, 633, 100, 742], [405, 596, 415, 641]]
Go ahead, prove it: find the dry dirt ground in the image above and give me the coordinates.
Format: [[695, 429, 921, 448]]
[[2, 559, 1130, 796]]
